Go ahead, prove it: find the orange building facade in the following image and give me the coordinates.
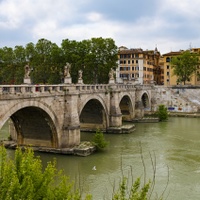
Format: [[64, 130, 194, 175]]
[[117, 46, 163, 85]]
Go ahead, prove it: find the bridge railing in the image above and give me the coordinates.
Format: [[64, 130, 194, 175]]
[[75, 84, 110, 91], [0, 83, 138, 96], [0, 85, 66, 95], [75, 83, 136, 92]]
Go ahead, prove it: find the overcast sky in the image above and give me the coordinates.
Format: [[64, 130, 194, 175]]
[[0, 0, 200, 54]]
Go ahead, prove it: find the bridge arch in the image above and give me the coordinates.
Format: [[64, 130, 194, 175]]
[[79, 95, 109, 131], [141, 91, 151, 110], [1, 100, 60, 148], [119, 94, 134, 121]]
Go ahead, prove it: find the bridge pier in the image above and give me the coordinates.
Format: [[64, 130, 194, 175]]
[[60, 91, 80, 148], [109, 91, 122, 127], [135, 101, 144, 118]]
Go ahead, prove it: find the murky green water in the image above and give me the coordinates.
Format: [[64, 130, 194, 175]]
[[2, 117, 200, 199]]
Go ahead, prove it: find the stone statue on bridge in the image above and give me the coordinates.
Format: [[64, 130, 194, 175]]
[[24, 64, 31, 79], [78, 69, 83, 84], [24, 64, 31, 84], [64, 62, 71, 78], [64, 62, 72, 84], [78, 70, 83, 79], [109, 68, 115, 84]]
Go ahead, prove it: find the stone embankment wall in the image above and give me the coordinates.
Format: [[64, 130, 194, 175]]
[[152, 86, 200, 113]]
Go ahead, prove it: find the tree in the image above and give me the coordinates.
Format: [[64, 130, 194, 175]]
[[61, 37, 118, 84], [83, 37, 118, 84], [13, 45, 27, 84], [0, 146, 91, 200], [0, 47, 16, 84], [170, 50, 199, 85], [0, 37, 118, 85]]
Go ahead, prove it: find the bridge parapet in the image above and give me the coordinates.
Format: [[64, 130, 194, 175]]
[[0, 83, 138, 97], [0, 85, 65, 94], [75, 84, 110, 92], [0, 85, 81, 97]]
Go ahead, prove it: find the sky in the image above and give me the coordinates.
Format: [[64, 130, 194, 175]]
[[0, 0, 200, 54]]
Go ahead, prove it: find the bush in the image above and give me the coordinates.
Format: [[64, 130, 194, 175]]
[[112, 177, 151, 200], [0, 146, 91, 200], [0, 146, 167, 200], [92, 129, 109, 150], [156, 105, 168, 121]]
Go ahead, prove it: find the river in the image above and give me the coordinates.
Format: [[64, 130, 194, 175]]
[[1, 117, 200, 199]]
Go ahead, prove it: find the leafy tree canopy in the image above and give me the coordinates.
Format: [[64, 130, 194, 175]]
[[0, 37, 118, 84]]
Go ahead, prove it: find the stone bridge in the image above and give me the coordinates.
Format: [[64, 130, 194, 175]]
[[0, 83, 153, 149]]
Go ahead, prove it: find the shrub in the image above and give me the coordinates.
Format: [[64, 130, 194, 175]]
[[112, 177, 151, 200], [92, 129, 109, 150], [0, 146, 91, 200], [156, 105, 168, 121]]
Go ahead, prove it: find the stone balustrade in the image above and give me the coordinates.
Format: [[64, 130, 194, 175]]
[[0, 83, 138, 96]]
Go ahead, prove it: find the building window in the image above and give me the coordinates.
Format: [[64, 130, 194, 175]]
[[132, 60, 134, 64], [167, 65, 169, 69], [124, 60, 126, 64], [167, 72, 170, 76], [136, 60, 138, 64], [120, 74, 129, 79], [166, 57, 170, 62], [167, 79, 169, 82], [128, 60, 130, 64], [132, 67, 134, 70]]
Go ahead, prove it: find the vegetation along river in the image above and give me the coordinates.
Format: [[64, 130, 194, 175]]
[[1, 117, 200, 199]]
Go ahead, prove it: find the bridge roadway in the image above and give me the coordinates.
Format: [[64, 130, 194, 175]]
[[0, 83, 153, 149]]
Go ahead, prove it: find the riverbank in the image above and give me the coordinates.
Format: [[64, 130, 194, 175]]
[[1, 140, 96, 156], [145, 111, 200, 118], [168, 112, 200, 117]]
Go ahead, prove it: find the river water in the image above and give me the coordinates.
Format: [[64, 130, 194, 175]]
[[1, 117, 200, 199]]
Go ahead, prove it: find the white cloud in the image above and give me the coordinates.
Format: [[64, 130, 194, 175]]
[[1, 0, 200, 54], [86, 12, 103, 22]]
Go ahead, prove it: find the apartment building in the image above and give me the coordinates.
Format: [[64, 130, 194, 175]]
[[162, 48, 200, 86], [117, 46, 162, 84]]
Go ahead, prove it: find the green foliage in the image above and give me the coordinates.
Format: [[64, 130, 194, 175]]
[[112, 177, 151, 200], [156, 105, 168, 121], [170, 50, 199, 85], [0, 146, 91, 200], [0, 147, 167, 200], [0, 37, 118, 84], [92, 129, 109, 150]]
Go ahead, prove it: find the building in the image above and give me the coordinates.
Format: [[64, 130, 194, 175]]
[[162, 48, 200, 86], [117, 46, 162, 85]]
